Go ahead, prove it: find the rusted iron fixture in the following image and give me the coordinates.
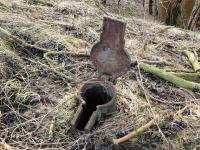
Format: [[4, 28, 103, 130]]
[[71, 17, 131, 131]]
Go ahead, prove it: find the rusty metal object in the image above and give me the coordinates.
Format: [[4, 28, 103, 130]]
[[91, 17, 131, 81], [71, 17, 131, 131], [71, 79, 116, 131]]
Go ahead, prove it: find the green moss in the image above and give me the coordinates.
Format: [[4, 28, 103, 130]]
[[173, 72, 200, 82]]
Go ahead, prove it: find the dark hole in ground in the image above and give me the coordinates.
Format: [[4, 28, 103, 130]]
[[75, 85, 113, 130]]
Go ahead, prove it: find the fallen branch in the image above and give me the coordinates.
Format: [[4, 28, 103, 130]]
[[171, 72, 200, 82], [183, 50, 200, 72], [149, 94, 185, 105], [139, 62, 200, 92], [113, 115, 159, 145]]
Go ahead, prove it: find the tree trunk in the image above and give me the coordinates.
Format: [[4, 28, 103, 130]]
[[147, 0, 200, 30], [177, 0, 196, 28], [187, 0, 200, 30]]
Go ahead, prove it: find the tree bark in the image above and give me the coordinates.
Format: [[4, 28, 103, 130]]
[[153, 0, 199, 29], [187, 0, 200, 30]]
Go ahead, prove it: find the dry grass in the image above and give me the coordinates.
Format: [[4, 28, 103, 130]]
[[0, 0, 200, 149]]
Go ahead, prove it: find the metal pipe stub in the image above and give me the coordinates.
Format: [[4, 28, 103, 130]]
[[71, 17, 131, 131], [71, 79, 116, 131]]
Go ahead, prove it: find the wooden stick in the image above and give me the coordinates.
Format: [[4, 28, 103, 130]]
[[113, 115, 159, 145], [183, 50, 200, 72]]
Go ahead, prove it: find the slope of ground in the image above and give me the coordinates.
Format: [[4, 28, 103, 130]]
[[0, 0, 200, 149]]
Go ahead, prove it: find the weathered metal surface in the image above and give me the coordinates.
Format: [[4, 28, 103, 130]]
[[71, 79, 116, 131], [71, 17, 130, 131], [90, 17, 131, 81]]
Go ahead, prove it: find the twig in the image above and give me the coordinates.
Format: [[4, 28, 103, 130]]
[[26, 59, 79, 83], [0, 27, 90, 58], [48, 117, 56, 139], [141, 59, 174, 66], [165, 69, 195, 73], [113, 115, 159, 145], [171, 72, 200, 82], [148, 94, 185, 105], [174, 105, 189, 117], [0, 27, 49, 54]]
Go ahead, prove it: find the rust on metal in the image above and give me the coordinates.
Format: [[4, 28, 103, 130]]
[[71, 79, 116, 131], [90, 17, 131, 81], [71, 17, 130, 131]]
